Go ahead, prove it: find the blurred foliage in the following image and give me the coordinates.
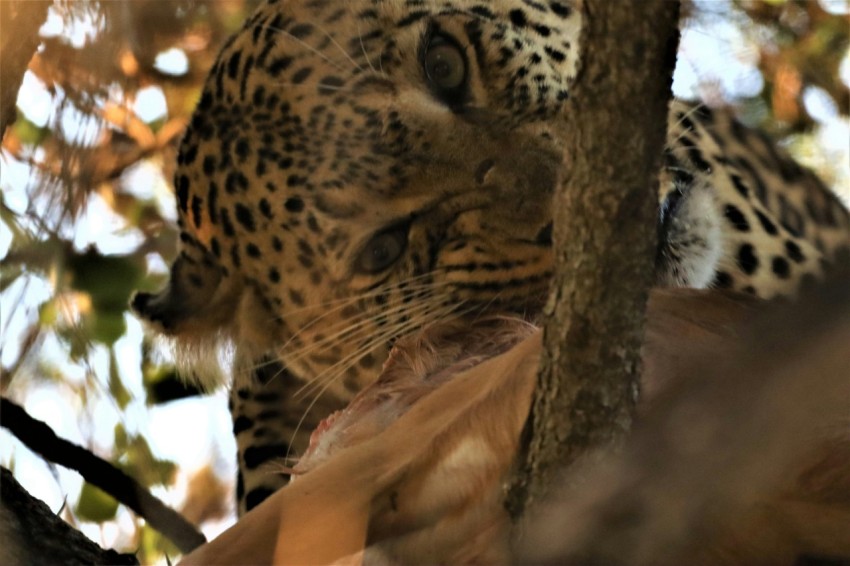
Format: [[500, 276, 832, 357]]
[[681, 0, 850, 190], [0, 0, 847, 563], [1, 1, 261, 563], [735, 0, 849, 127]]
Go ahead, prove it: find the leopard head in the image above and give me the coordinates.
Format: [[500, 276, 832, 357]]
[[132, 0, 582, 394]]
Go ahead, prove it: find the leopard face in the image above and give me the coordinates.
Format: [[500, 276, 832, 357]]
[[132, 0, 582, 396]]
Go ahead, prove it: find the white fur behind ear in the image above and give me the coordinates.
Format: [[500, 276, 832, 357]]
[[657, 177, 724, 289]]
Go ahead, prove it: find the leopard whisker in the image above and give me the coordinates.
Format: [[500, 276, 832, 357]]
[[281, 291, 448, 374], [267, 278, 454, 363], [667, 102, 708, 147], [314, 22, 364, 73], [355, 15, 383, 78], [261, 24, 349, 74], [272, 81, 352, 94], [281, 298, 463, 465], [240, 278, 453, 377], [295, 297, 464, 400], [277, 287, 438, 362], [266, 270, 443, 322], [284, 299, 470, 463]]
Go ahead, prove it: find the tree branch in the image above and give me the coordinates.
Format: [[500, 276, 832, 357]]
[[1, 467, 139, 565], [508, 0, 681, 515], [0, 0, 51, 135], [0, 397, 206, 554]]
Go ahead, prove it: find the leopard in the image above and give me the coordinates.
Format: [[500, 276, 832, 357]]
[[131, 0, 850, 517]]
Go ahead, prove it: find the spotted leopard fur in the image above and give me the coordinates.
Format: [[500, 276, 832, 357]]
[[132, 0, 850, 516]]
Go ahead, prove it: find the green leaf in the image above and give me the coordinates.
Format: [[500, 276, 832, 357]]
[[67, 248, 144, 311], [75, 482, 119, 523], [92, 311, 128, 345], [12, 113, 49, 145], [38, 300, 58, 326], [117, 433, 177, 488], [114, 423, 129, 452], [138, 522, 179, 565], [108, 347, 132, 409]]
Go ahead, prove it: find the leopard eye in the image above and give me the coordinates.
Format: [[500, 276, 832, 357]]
[[356, 227, 408, 274], [423, 34, 467, 96]]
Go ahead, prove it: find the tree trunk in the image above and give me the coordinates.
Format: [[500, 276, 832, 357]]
[[517, 278, 850, 565], [509, 0, 681, 515]]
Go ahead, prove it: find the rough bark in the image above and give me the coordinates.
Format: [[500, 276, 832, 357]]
[[508, 0, 681, 515], [0, 467, 139, 565], [518, 275, 850, 564], [0, 0, 51, 135]]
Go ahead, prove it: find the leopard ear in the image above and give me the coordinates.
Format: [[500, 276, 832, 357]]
[[131, 244, 241, 341]]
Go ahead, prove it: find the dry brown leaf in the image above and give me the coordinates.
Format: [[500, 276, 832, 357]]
[[101, 103, 155, 149]]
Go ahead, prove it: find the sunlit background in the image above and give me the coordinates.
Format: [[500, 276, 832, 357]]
[[1, 0, 848, 563]]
